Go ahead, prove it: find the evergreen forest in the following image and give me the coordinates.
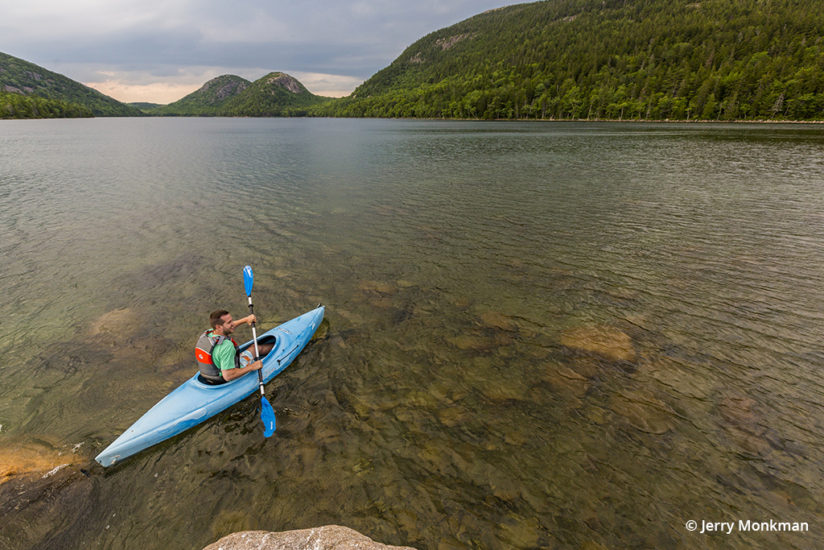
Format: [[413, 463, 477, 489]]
[[317, 0, 824, 121], [1, 91, 92, 119]]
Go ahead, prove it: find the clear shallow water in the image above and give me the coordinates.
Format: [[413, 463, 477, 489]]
[[1, 118, 824, 548]]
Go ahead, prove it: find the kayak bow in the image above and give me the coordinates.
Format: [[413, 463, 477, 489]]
[[95, 306, 324, 467]]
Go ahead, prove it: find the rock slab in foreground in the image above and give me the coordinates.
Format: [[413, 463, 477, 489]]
[[203, 526, 416, 550]]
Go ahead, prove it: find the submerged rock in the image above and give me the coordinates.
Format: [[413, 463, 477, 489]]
[[447, 333, 496, 351], [89, 307, 138, 337], [203, 526, 415, 550], [609, 391, 676, 435], [478, 310, 518, 332], [497, 513, 541, 548], [480, 376, 529, 402], [358, 280, 397, 295], [644, 357, 714, 400], [446, 329, 515, 352], [0, 442, 76, 483], [560, 325, 636, 362], [543, 364, 590, 399], [718, 394, 758, 426], [717, 393, 772, 457], [437, 405, 471, 427], [0, 449, 92, 550]]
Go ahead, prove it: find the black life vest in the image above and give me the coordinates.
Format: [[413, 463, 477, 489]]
[[195, 330, 239, 380]]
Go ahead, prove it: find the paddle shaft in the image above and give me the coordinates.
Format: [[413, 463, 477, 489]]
[[247, 296, 264, 396]]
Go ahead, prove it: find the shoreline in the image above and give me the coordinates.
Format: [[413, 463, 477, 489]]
[[389, 116, 824, 125], [6, 113, 824, 124]]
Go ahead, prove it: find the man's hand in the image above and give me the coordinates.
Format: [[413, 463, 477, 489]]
[[221, 359, 263, 381]]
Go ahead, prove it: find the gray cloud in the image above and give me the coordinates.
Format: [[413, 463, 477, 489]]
[[1, 1, 513, 101]]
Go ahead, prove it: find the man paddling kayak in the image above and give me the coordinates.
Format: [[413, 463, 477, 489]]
[[196, 310, 274, 384], [96, 305, 325, 466]]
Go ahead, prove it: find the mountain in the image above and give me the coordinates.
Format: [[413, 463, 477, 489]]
[[154, 72, 328, 116], [128, 102, 164, 111], [0, 52, 142, 117], [220, 72, 328, 116], [149, 75, 251, 115], [321, 0, 824, 121]]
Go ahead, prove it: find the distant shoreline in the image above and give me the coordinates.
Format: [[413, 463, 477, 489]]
[[5, 115, 824, 124], [400, 117, 824, 125]]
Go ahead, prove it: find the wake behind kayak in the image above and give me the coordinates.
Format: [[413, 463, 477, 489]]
[[95, 306, 324, 467]]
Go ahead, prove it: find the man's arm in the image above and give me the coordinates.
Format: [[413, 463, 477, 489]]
[[212, 339, 261, 382], [230, 314, 256, 329], [221, 360, 262, 381]]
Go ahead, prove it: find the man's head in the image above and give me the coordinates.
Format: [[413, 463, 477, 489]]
[[210, 309, 234, 335]]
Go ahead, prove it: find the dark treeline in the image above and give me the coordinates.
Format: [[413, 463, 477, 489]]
[[315, 0, 824, 120], [1, 91, 92, 119]]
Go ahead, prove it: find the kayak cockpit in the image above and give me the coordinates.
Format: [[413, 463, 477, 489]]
[[238, 333, 277, 353], [195, 334, 280, 387]]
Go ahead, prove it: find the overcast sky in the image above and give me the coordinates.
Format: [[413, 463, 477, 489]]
[[0, 1, 516, 104]]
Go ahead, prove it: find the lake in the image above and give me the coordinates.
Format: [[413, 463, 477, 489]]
[[1, 118, 823, 549]]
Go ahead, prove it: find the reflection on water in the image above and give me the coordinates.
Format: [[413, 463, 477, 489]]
[[1, 119, 823, 549]]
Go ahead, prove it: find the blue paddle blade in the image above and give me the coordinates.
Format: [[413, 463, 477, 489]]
[[243, 265, 254, 297], [260, 396, 276, 437]]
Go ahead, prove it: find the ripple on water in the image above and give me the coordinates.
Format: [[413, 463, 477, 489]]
[[3, 120, 824, 550]]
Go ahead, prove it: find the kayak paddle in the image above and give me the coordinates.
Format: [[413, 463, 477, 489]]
[[243, 265, 276, 437]]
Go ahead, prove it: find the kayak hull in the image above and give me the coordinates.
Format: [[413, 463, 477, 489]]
[[95, 306, 324, 467]]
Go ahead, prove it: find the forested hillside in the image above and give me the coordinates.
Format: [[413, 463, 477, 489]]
[[319, 0, 824, 120], [150, 73, 328, 116], [0, 52, 141, 117], [149, 75, 251, 115], [219, 72, 327, 116], [1, 91, 93, 119]]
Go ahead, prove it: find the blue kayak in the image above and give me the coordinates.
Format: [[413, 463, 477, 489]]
[[95, 306, 324, 467]]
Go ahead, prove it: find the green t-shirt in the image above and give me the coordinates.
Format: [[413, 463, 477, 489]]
[[211, 336, 238, 372]]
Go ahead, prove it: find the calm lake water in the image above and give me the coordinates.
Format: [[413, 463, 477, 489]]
[[1, 118, 823, 549]]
